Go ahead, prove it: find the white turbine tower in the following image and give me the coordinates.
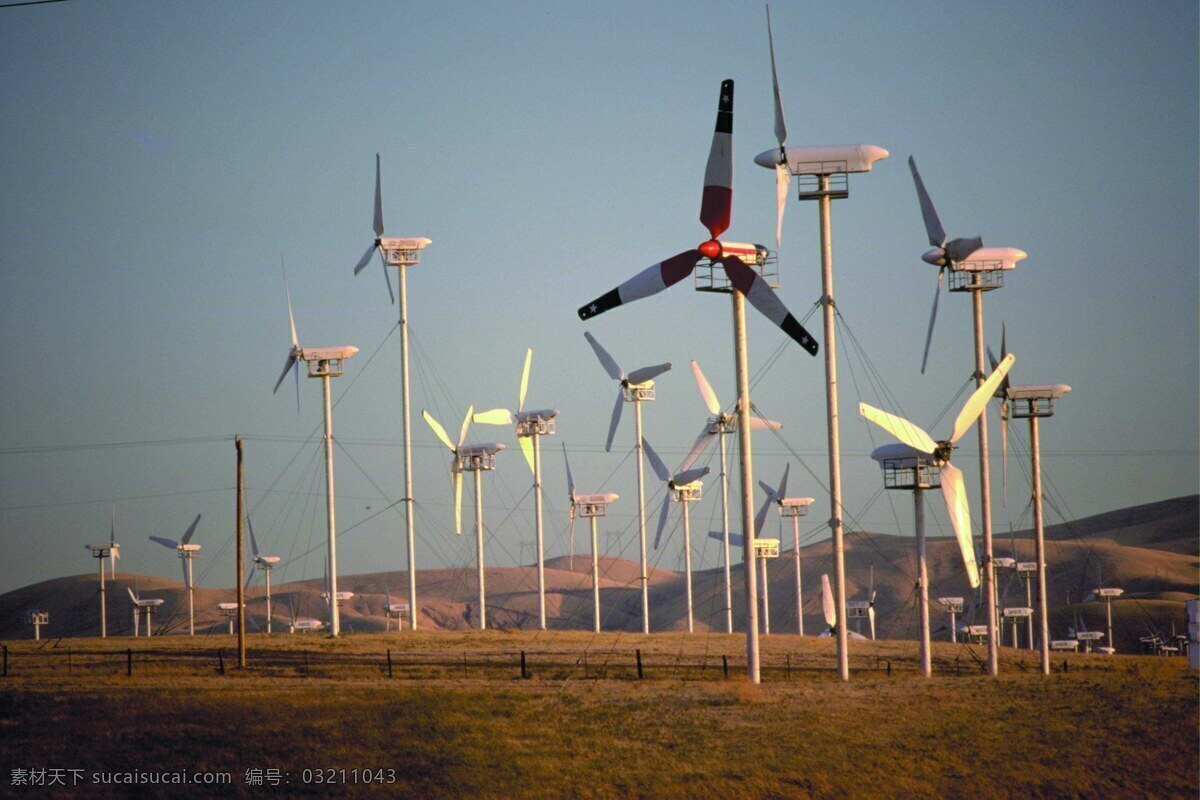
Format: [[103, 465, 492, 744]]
[[756, 464, 814, 635], [907, 156, 1027, 676], [149, 513, 202, 636], [581, 332, 671, 635], [352, 153, 432, 631], [272, 263, 358, 636], [423, 406, 505, 631], [563, 443, 619, 633], [755, 6, 889, 680], [644, 439, 710, 634], [474, 348, 559, 630], [678, 360, 781, 634], [861, 352, 1016, 667]]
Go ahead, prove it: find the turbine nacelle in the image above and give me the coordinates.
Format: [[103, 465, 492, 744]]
[[752, 143, 890, 174]]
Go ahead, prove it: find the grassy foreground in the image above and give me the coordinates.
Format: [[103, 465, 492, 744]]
[[1, 631, 1196, 798]]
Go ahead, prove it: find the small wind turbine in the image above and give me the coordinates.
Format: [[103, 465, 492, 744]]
[[563, 443, 619, 633], [582, 332, 671, 635], [474, 348, 559, 630], [85, 507, 121, 638], [644, 439, 709, 634], [247, 512, 279, 634], [26, 610, 48, 640], [423, 406, 505, 630], [272, 262, 358, 636], [755, 5, 888, 682], [127, 586, 163, 637], [678, 359, 781, 634], [287, 595, 324, 634], [756, 464, 814, 635], [352, 153, 432, 632], [845, 567, 878, 640], [149, 513, 202, 636], [382, 583, 408, 632], [218, 602, 239, 634]]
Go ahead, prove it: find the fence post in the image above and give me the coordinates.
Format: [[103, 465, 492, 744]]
[[126, 648, 132, 677], [2, 644, 7, 677], [886, 660, 892, 676], [722, 654, 728, 679], [304, 651, 309, 678], [636, 649, 643, 680], [786, 653, 791, 681], [218, 649, 225, 675], [387, 649, 393, 679]]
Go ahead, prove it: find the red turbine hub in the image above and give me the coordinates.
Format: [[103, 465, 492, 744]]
[[698, 239, 722, 260]]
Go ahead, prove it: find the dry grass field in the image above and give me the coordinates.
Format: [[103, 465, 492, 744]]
[[1, 631, 1195, 799]]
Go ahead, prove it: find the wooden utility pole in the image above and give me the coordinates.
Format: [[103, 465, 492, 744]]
[[236, 436, 246, 668]]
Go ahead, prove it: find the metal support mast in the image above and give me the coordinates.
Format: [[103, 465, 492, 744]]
[[634, 400, 650, 635], [732, 290, 761, 683], [916, 488, 931, 676], [398, 263, 419, 630], [532, 432, 546, 630], [970, 289, 998, 674], [321, 370, 341, 636], [719, 430, 733, 633], [236, 436, 246, 668], [474, 468, 486, 631]]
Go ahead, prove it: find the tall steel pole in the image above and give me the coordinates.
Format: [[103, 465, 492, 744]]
[[186, 556, 195, 636], [719, 431, 733, 634], [760, 554, 771, 635], [793, 515, 803, 636], [817, 175, 849, 681], [322, 372, 341, 636], [398, 263, 419, 630], [97, 556, 106, 639], [634, 400, 649, 635], [916, 487, 931, 677], [1024, 574, 1034, 650], [1030, 415, 1050, 675], [236, 436, 246, 668], [683, 498, 694, 634], [732, 291, 761, 683], [474, 468, 486, 631], [533, 433, 546, 630], [971, 289, 999, 674], [590, 516, 601, 633]]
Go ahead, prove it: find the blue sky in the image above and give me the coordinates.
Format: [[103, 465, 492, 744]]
[[1, 0, 1196, 598]]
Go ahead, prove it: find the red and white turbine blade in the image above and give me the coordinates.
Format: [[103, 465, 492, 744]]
[[950, 353, 1015, 444], [720, 256, 818, 355], [690, 360, 722, 416], [605, 387, 624, 453], [518, 437, 535, 475], [920, 268, 943, 375], [518, 348, 532, 412], [473, 408, 514, 426], [577, 250, 702, 321], [822, 574, 837, 628], [584, 331, 624, 381], [422, 411, 455, 452], [699, 79, 734, 240], [859, 402, 938, 455], [180, 513, 201, 545], [373, 153, 385, 238], [940, 462, 980, 589]]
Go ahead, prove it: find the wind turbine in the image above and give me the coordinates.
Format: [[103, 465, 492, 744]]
[[678, 359, 781, 634], [272, 263, 358, 636], [352, 153, 432, 631], [644, 439, 709, 634], [247, 512, 279, 634], [579, 80, 818, 681], [423, 406, 505, 630], [861, 352, 1016, 667], [581, 331, 670, 635], [845, 567, 878, 640], [563, 443, 619, 633], [907, 157, 1027, 677], [754, 6, 888, 681], [149, 513, 202, 636], [474, 348, 559, 630], [127, 586, 163, 637], [756, 464, 814, 635], [382, 583, 408, 632], [86, 506, 121, 638]]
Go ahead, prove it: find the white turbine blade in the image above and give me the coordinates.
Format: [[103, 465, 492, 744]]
[[679, 426, 715, 472], [945, 236, 984, 264], [767, 5, 787, 148], [605, 387, 623, 453], [247, 513, 260, 559], [950, 353, 1015, 444], [561, 443, 576, 499], [753, 493, 773, 537], [422, 411, 455, 451], [473, 408, 514, 425], [281, 258, 299, 349], [180, 513, 201, 545], [919, 268, 943, 375], [868, 605, 876, 640], [584, 331, 624, 381], [180, 558, 190, 589], [128, 587, 138, 603], [690, 360, 722, 416], [776, 463, 789, 502], [292, 358, 301, 414], [381, 255, 395, 305], [908, 156, 946, 248], [672, 465, 710, 486], [457, 405, 474, 449], [710, 530, 745, 548], [149, 536, 178, 550], [859, 402, 937, 454], [775, 165, 790, 250], [940, 462, 980, 589], [654, 495, 671, 550], [384, 582, 393, 607], [354, 241, 377, 275], [273, 355, 297, 394], [518, 348, 532, 412], [626, 362, 672, 385], [747, 415, 782, 431], [519, 436, 535, 475], [373, 153, 384, 238], [822, 574, 837, 628], [642, 437, 670, 483]]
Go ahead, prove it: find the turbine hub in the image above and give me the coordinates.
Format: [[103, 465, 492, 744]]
[[699, 239, 722, 260]]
